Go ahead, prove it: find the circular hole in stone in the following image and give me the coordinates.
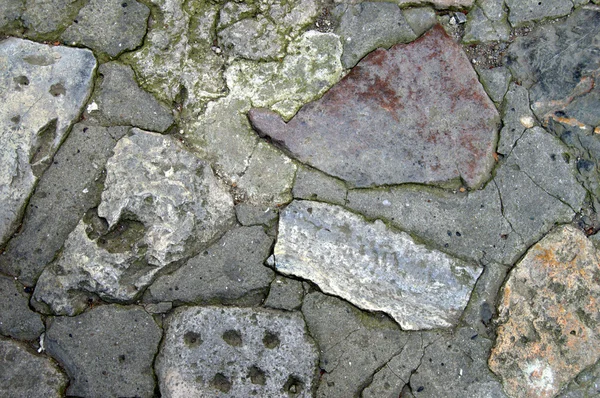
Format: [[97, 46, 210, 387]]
[[49, 83, 66, 97], [183, 331, 203, 347], [248, 366, 266, 385], [262, 331, 280, 349], [10, 115, 20, 124], [211, 373, 232, 393], [222, 329, 243, 347], [14, 76, 29, 86], [283, 375, 304, 395]]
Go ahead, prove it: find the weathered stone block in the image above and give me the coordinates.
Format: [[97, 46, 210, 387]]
[[490, 225, 600, 398]]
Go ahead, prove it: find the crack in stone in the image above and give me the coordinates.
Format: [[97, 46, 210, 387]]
[[493, 179, 524, 242]]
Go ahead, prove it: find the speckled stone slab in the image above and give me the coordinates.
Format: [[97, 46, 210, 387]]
[[274, 200, 482, 330], [249, 25, 499, 189]]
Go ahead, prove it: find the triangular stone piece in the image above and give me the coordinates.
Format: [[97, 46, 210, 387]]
[[249, 26, 499, 188]]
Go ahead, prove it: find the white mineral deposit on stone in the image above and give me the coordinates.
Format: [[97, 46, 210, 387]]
[[275, 200, 482, 330]]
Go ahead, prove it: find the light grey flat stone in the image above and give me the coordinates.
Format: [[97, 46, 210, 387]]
[[156, 306, 319, 397], [275, 200, 482, 330], [0, 38, 95, 247]]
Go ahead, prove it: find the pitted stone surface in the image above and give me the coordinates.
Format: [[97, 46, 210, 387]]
[[45, 305, 161, 398], [249, 26, 500, 189], [32, 129, 235, 315], [275, 200, 482, 330], [156, 306, 318, 397], [0, 38, 95, 247], [0, 337, 68, 398], [145, 226, 274, 305], [61, 0, 149, 57], [489, 225, 600, 398]]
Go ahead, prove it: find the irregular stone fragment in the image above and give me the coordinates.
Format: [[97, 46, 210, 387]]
[[236, 142, 296, 205], [497, 83, 536, 155], [123, 0, 226, 109], [32, 129, 235, 315], [333, 2, 417, 68], [0, 0, 23, 32], [0, 39, 95, 247], [249, 26, 500, 189], [0, 337, 68, 398], [21, 0, 82, 38], [489, 225, 600, 398], [494, 128, 586, 239], [264, 275, 305, 311], [361, 333, 424, 398], [61, 0, 149, 57], [392, 0, 474, 8], [45, 305, 161, 398], [460, 262, 508, 337], [217, 0, 319, 61], [507, 7, 600, 127], [347, 127, 585, 266], [302, 291, 407, 398], [402, 7, 437, 37], [156, 306, 318, 397], [410, 327, 508, 397], [234, 203, 278, 227], [225, 30, 344, 120], [85, 62, 173, 132], [145, 226, 274, 305], [505, 0, 572, 26], [0, 123, 127, 285], [463, 0, 510, 43], [293, 165, 348, 205], [0, 275, 44, 340], [477, 66, 511, 104], [275, 200, 482, 330]]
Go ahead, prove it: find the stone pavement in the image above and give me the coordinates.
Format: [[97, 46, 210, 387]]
[[0, 0, 599, 397]]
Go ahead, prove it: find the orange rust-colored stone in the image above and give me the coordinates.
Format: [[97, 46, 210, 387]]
[[489, 225, 600, 398]]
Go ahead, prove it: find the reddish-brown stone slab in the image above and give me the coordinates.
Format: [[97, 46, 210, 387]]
[[489, 225, 600, 398], [249, 25, 499, 188]]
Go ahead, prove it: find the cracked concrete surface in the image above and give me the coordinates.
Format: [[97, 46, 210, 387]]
[[1, 1, 600, 397]]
